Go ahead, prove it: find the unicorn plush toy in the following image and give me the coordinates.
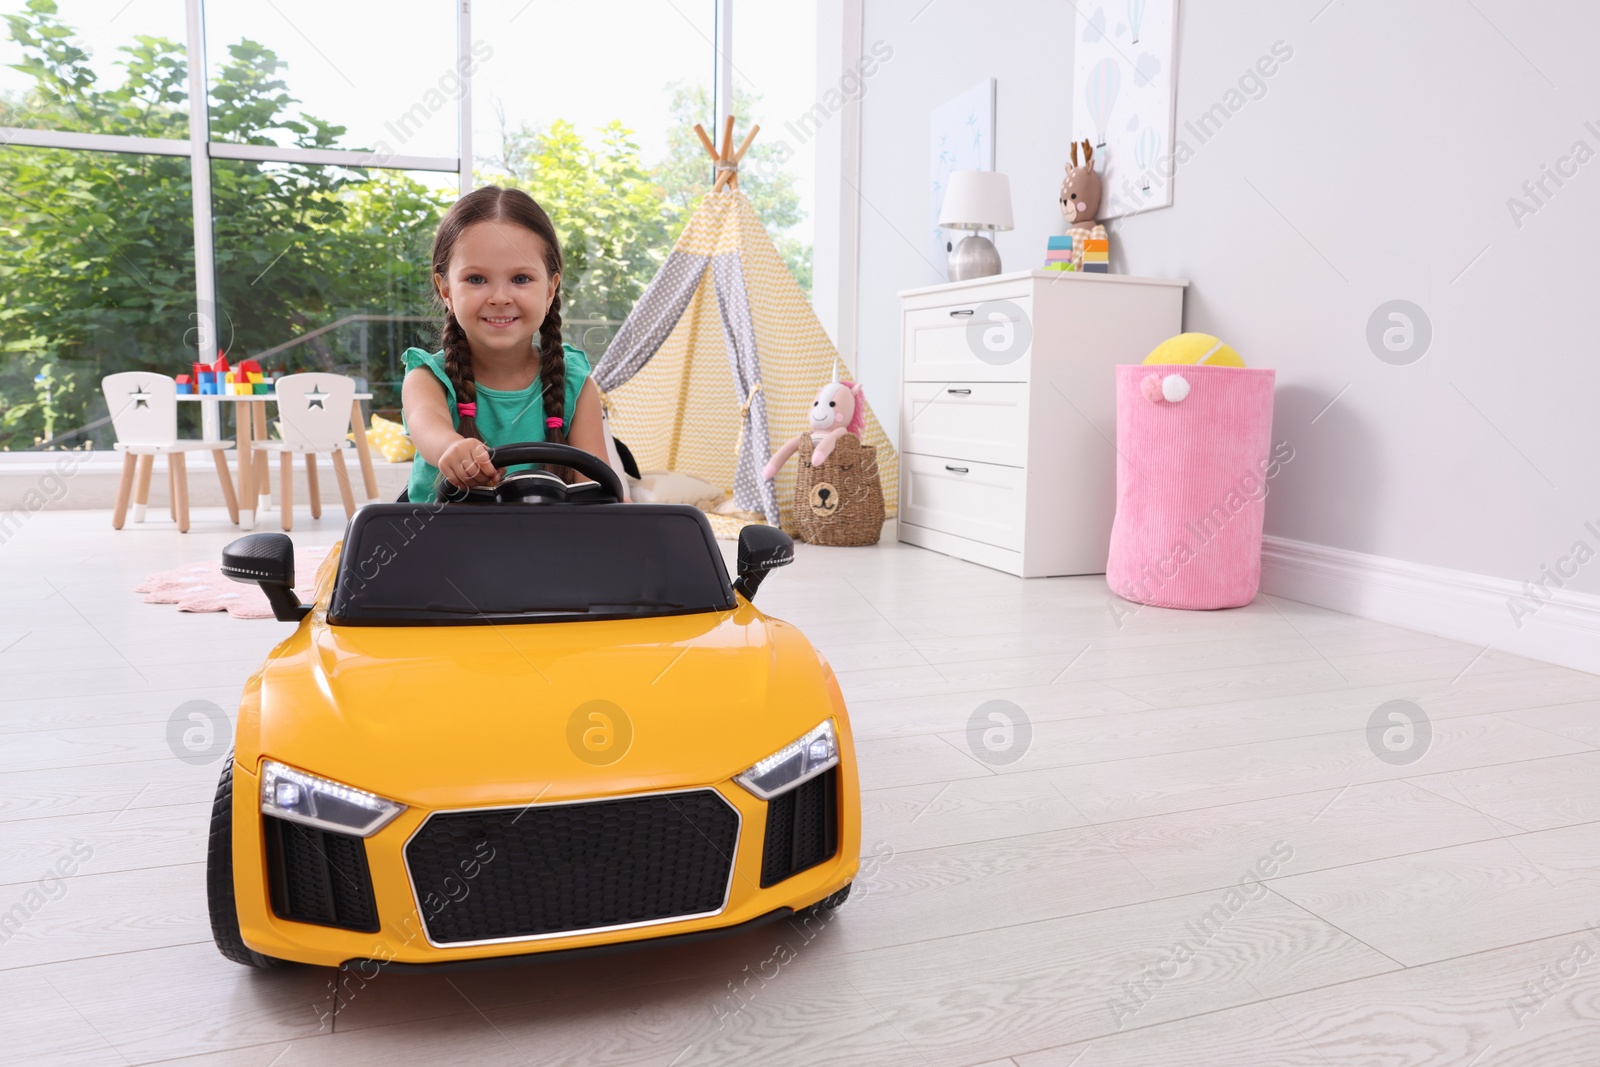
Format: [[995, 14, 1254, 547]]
[[762, 373, 866, 481]]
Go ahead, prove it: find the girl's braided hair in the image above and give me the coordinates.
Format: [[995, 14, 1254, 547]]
[[431, 186, 569, 457]]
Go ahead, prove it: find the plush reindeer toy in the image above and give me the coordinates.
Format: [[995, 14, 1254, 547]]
[[1061, 139, 1110, 272]]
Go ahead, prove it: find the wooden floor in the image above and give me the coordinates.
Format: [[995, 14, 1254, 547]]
[[4, 508, 1600, 1065]]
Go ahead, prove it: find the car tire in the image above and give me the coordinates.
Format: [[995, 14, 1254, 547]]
[[206, 756, 284, 969], [810, 882, 852, 912]]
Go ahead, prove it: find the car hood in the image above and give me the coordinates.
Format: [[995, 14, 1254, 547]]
[[241, 605, 839, 809]]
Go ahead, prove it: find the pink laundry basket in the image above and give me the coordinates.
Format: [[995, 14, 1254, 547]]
[[1106, 363, 1278, 610]]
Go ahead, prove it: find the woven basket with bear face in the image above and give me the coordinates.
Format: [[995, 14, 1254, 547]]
[[792, 432, 884, 546]]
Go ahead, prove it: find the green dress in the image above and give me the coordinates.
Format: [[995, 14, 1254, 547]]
[[402, 343, 592, 504]]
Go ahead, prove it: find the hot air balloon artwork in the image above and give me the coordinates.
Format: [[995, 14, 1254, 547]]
[[1127, 0, 1147, 44], [1135, 126, 1160, 194], [1084, 57, 1121, 149], [1073, 0, 1176, 220]]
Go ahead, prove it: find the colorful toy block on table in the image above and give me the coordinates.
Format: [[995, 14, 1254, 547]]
[[175, 375, 194, 395], [1081, 236, 1110, 273], [253, 382, 272, 394], [1044, 234, 1075, 270]]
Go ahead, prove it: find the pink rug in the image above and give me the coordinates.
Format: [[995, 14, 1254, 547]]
[[135, 548, 331, 619]]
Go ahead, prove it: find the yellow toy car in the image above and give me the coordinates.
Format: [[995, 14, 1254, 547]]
[[207, 442, 859, 970]]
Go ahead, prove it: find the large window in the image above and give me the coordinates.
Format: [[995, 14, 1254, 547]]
[[0, 1, 811, 450], [0, 146, 194, 449], [735, 0, 818, 295], [211, 161, 452, 420], [0, 0, 466, 449], [0, 0, 189, 138], [203, 0, 457, 157]]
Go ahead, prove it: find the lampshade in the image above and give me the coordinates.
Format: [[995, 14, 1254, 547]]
[[938, 170, 1014, 231]]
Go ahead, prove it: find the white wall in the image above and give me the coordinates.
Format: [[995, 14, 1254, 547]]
[[854, 0, 1600, 604]]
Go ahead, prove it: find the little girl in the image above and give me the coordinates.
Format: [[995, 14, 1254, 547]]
[[401, 185, 607, 502]]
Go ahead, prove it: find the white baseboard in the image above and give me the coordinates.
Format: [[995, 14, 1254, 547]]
[[1261, 535, 1600, 677]]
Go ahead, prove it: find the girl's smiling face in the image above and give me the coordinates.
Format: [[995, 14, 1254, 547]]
[[434, 219, 560, 360]]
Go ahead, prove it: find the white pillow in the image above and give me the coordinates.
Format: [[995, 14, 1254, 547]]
[[628, 470, 725, 505]]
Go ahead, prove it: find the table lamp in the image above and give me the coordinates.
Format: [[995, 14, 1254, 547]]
[[938, 170, 1014, 281]]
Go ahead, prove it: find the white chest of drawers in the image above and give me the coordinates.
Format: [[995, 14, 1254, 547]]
[[895, 269, 1187, 578]]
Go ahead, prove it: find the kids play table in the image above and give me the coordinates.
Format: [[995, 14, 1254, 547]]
[[178, 390, 379, 529]]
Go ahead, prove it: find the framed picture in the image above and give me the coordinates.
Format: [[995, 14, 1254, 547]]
[[1071, 0, 1178, 220], [930, 79, 996, 278]]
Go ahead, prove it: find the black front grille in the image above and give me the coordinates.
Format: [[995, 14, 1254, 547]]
[[405, 790, 739, 945], [760, 767, 839, 888], [264, 815, 380, 933]]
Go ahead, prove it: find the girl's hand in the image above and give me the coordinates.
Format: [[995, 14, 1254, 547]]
[[439, 437, 499, 489]]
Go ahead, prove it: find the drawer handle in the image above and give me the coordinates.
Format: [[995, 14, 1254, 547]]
[[948, 308, 975, 317], [944, 465, 970, 474], [946, 388, 972, 395]]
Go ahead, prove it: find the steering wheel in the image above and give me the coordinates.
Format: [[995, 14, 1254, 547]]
[[440, 442, 624, 505]]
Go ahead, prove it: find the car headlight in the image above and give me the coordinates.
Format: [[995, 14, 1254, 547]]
[[734, 720, 839, 800], [260, 760, 406, 838]]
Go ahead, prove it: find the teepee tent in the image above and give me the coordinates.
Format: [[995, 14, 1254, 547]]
[[591, 118, 897, 534]]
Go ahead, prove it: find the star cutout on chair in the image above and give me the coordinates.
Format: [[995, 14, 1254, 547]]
[[129, 385, 151, 410], [305, 384, 328, 411]]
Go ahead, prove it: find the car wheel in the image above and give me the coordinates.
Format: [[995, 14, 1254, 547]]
[[810, 882, 852, 912], [206, 756, 284, 969]]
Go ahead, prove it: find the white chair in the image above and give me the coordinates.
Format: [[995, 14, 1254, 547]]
[[253, 373, 359, 531], [103, 372, 239, 533]]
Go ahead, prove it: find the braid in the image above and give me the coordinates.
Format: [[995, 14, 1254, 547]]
[[537, 289, 573, 481], [440, 311, 482, 442]]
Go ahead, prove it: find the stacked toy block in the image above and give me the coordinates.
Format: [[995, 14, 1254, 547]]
[[1044, 234, 1075, 271], [233, 359, 269, 394], [183, 354, 271, 395], [1080, 236, 1110, 273]]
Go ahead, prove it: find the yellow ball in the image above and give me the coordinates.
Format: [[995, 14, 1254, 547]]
[[1144, 332, 1246, 367]]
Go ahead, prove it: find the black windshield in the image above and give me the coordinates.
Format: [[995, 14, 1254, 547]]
[[328, 504, 735, 625]]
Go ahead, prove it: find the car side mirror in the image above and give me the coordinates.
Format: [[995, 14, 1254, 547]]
[[733, 525, 794, 602], [222, 533, 310, 623]]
